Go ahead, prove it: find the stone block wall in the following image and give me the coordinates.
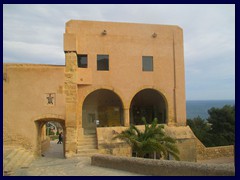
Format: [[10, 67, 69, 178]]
[[96, 125, 197, 161], [164, 125, 197, 161], [96, 126, 131, 157], [196, 139, 234, 160], [176, 139, 197, 162], [64, 52, 78, 157]]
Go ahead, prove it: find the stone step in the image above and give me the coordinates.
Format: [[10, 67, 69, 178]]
[[75, 152, 99, 157], [78, 139, 96, 143], [20, 154, 35, 168], [77, 140, 97, 145], [4, 149, 25, 172], [78, 136, 96, 141], [3, 148, 21, 168], [78, 138, 97, 142], [76, 134, 98, 157], [77, 138, 97, 145], [3, 148, 13, 159], [77, 144, 97, 149], [9, 151, 30, 171], [84, 129, 97, 135], [77, 149, 98, 154]]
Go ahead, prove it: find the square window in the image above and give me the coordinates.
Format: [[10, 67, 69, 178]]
[[97, 55, 109, 71], [77, 55, 88, 68], [142, 56, 153, 71]]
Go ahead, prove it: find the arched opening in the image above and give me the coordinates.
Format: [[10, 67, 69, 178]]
[[35, 118, 65, 158], [130, 89, 167, 125], [82, 89, 124, 134]]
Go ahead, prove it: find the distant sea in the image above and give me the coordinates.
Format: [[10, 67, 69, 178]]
[[186, 100, 235, 120]]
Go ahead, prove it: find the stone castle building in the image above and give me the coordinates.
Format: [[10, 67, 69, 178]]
[[3, 20, 197, 161]]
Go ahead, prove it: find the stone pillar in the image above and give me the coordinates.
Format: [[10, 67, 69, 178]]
[[124, 108, 130, 127], [167, 97, 176, 127], [64, 51, 78, 157], [77, 105, 84, 137]]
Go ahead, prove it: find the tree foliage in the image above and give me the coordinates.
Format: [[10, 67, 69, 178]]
[[187, 105, 235, 147], [187, 116, 212, 146], [113, 118, 180, 160], [207, 105, 235, 146]]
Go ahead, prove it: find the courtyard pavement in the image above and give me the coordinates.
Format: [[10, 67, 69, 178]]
[[12, 140, 234, 176], [12, 140, 142, 176]]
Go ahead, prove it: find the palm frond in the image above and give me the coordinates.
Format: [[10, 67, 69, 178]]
[[112, 118, 180, 161]]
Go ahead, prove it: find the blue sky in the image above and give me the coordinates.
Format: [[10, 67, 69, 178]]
[[3, 4, 235, 100]]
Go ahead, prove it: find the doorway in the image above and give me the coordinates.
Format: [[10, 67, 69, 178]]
[[35, 118, 65, 158]]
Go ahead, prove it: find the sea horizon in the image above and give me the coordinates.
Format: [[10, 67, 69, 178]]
[[186, 99, 235, 120]]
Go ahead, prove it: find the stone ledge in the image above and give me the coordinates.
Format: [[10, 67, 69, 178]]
[[91, 154, 235, 176]]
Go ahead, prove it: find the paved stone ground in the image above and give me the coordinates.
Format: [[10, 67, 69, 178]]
[[12, 140, 142, 176], [12, 140, 234, 176]]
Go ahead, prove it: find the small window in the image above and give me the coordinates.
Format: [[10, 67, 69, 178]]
[[77, 54, 88, 68], [142, 56, 153, 71], [97, 55, 109, 71]]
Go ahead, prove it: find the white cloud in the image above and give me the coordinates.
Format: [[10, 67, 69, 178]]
[[3, 40, 64, 64], [3, 4, 235, 100]]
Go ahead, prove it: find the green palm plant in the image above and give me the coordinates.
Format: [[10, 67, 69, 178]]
[[113, 118, 180, 160]]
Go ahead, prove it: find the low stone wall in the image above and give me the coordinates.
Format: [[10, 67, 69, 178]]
[[96, 125, 197, 161], [91, 154, 235, 176], [196, 139, 234, 160], [96, 126, 132, 157]]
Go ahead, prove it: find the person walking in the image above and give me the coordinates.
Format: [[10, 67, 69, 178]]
[[57, 132, 63, 144]]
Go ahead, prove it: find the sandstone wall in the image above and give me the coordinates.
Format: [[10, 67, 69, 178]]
[[96, 126, 132, 157], [196, 139, 234, 160], [65, 20, 187, 126], [96, 125, 197, 161], [41, 137, 50, 153], [91, 154, 235, 176], [3, 64, 66, 153]]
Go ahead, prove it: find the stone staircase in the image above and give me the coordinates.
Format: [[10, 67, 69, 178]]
[[3, 147, 35, 176], [76, 134, 99, 157]]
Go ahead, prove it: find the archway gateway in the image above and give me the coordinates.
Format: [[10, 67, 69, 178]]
[[35, 118, 65, 158], [82, 89, 124, 134], [130, 89, 168, 125]]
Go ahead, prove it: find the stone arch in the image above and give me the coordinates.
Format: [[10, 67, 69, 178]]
[[81, 88, 124, 134], [129, 86, 169, 125], [34, 114, 65, 157], [32, 114, 65, 122], [78, 86, 127, 109]]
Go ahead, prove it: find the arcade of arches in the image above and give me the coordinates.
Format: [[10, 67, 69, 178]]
[[82, 88, 167, 134], [33, 88, 168, 158]]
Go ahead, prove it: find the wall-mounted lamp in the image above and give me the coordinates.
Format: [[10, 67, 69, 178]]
[[152, 32, 157, 38], [102, 30, 107, 35]]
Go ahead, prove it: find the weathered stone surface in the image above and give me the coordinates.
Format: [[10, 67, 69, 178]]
[[196, 139, 234, 160], [96, 125, 199, 161], [91, 154, 235, 176]]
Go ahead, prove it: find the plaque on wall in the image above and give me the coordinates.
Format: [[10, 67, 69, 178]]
[[45, 93, 56, 106]]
